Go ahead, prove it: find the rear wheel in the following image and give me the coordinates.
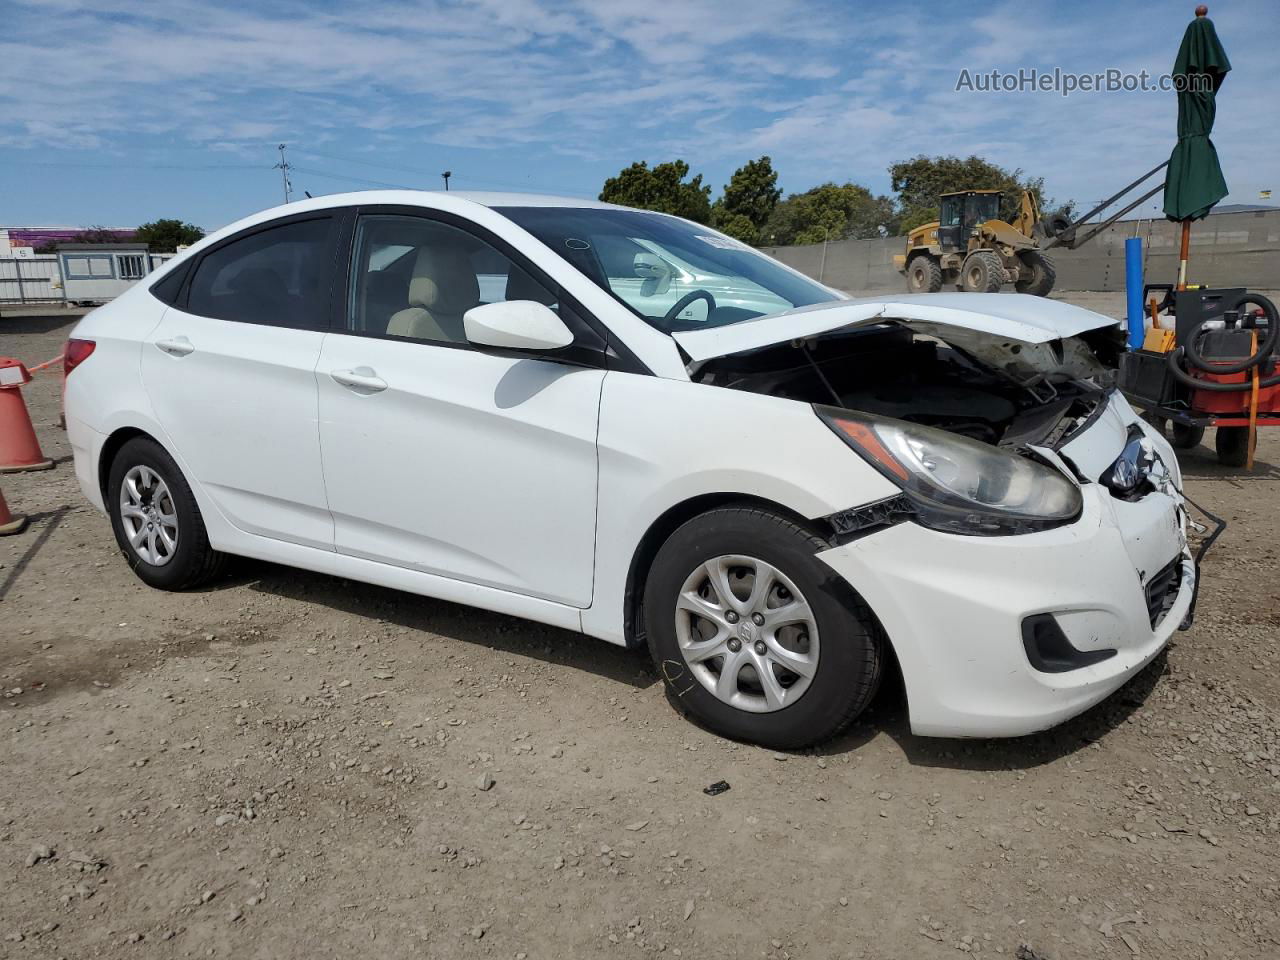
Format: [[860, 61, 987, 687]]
[[107, 436, 227, 590], [960, 250, 1004, 293], [1014, 251, 1056, 296], [643, 506, 883, 749], [906, 255, 943, 293], [1215, 426, 1252, 467]]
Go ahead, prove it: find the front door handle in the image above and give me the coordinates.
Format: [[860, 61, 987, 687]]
[[155, 336, 195, 357], [330, 367, 388, 394]]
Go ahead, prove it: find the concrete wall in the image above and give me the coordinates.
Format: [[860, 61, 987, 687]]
[[760, 209, 1280, 294]]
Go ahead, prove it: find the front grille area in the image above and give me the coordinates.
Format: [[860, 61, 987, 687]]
[[1145, 558, 1183, 629]]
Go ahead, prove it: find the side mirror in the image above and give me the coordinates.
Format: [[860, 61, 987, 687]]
[[463, 300, 574, 352], [633, 252, 673, 296]]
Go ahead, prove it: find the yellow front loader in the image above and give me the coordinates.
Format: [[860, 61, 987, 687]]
[[893, 162, 1171, 297], [893, 190, 1063, 296]]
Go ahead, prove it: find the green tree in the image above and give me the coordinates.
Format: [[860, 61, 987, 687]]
[[599, 160, 712, 224], [763, 182, 898, 245], [135, 218, 205, 253], [711, 156, 781, 244], [889, 155, 1054, 232], [713, 212, 760, 245]]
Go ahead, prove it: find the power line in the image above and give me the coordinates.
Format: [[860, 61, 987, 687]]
[[0, 148, 593, 198], [449, 173, 595, 198], [291, 146, 439, 176], [0, 159, 267, 171], [291, 145, 592, 197], [289, 165, 422, 190]]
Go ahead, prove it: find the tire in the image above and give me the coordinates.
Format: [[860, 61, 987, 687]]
[[643, 506, 883, 750], [906, 255, 943, 293], [960, 250, 1004, 293], [1214, 426, 1252, 467], [107, 436, 227, 590], [1042, 212, 1074, 241], [1014, 251, 1056, 296], [1169, 421, 1206, 450]]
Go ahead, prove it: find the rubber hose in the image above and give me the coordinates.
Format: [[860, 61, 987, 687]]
[[1183, 293, 1278, 374], [1166, 293, 1280, 392]]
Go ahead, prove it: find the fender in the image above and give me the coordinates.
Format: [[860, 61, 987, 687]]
[[582, 372, 900, 645]]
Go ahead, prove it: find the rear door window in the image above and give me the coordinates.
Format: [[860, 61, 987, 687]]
[[186, 217, 334, 329]]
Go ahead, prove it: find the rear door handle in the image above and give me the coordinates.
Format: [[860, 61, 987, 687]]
[[155, 336, 195, 357], [330, 367, 388, 394]]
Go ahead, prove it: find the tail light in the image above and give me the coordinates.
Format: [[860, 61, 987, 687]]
[[64, 338, 96, 377]]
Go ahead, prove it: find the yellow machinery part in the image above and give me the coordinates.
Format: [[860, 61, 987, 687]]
[[1143, 328, 1176, 353]]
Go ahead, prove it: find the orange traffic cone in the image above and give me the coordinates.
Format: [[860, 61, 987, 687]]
[[0, 485, 27, 536], [0, 358, 54, 473]]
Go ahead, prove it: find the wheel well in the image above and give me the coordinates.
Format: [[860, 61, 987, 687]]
[[97, 427, 154, 502], [622, 494, 831, 650]]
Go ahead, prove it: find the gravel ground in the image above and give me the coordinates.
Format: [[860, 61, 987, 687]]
[[1, 295, 1277, 959]]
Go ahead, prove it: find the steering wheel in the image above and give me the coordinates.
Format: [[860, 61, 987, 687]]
[[662, 289, 717, 325]]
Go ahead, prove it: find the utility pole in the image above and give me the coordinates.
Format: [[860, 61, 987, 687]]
[[441, 170, 452, 191], [274, 144, 293, 203]]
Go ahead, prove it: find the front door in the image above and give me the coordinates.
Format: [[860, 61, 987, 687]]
[[316, 212, 603, 607], [140, 214, 338, 550]]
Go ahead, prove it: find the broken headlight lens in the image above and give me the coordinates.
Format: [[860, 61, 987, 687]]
[[816, 406, 1083, 535]]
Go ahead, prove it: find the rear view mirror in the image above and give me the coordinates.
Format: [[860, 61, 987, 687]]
[[463, 300, 574, 352], [633, 252, 673, 295]]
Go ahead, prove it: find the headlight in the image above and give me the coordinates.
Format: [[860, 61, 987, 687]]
[[816, 406, 1083, 535]]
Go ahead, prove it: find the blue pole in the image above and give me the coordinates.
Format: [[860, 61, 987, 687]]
[[1124, 236, 1144, 349]]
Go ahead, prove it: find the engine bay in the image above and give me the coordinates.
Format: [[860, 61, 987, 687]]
[[693, 323, 1112, 450]]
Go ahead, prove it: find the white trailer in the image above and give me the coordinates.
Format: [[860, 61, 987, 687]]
[[56, 243, 156, 304]]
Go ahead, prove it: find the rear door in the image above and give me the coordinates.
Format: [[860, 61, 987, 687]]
[[316, 209, 605, 607], [140, 213, 341, 550]]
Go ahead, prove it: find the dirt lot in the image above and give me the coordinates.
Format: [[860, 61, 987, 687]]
[[2, 296, 1278, 959]]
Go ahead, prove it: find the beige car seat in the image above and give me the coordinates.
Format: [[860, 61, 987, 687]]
[[387, 247, 480, 342]]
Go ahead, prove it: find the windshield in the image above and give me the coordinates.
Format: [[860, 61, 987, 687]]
[[966, 194, 1000, 223], [496, 206, 840, 333]]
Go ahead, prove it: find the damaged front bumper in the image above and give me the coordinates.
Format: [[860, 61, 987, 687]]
[[816, 392, 1218, 739]]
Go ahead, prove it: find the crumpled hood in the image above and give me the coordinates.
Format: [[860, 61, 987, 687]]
[[672, 293, 1123, 384]]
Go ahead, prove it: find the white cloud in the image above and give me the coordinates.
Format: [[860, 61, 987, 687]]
[[1, 0, 1275, 210]]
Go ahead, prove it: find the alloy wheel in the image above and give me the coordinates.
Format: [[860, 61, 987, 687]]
[[674, 555, 819, 713], [119, 465, 179, 566]]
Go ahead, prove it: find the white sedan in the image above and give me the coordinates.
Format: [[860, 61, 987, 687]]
[[63, 192, 1199, 748]]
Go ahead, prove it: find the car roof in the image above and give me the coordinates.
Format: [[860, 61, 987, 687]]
[[202, 190, 631, 239], [288, 189, 618, 211]]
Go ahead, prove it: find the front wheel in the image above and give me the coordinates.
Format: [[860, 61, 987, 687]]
[[107, 436, 227, 590], [643, 506, 883, 749]]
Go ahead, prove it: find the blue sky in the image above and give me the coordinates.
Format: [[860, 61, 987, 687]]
[[2, 0, 1275, 231]]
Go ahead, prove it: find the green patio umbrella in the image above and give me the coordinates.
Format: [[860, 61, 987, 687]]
[[1163, 7, 1231, 287]]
